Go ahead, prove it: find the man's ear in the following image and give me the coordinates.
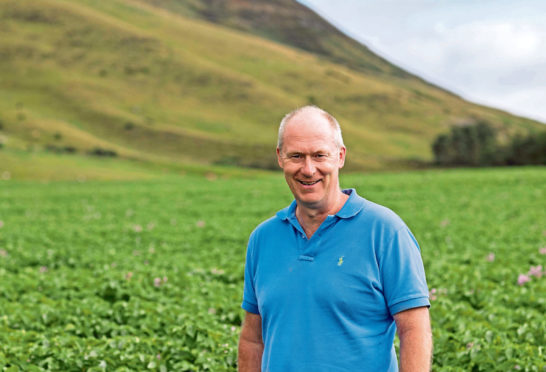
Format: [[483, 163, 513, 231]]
[[338, 146, 346, 169], [276, 147, 283, 169]]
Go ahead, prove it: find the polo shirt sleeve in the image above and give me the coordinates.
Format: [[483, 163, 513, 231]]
[[380, 226, 430, 316], [241, 231, 260, 315]]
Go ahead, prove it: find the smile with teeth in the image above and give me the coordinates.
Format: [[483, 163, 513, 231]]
[[298, 180, 321, 186]]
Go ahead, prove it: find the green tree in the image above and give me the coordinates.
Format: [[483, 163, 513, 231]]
[[432, 121, 497, 166], [505, 131, 546, 165]]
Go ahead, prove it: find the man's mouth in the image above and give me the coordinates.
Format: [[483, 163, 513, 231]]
[[298, 180, 321, 186]]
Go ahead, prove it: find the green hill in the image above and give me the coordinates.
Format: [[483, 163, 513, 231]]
[[135, 0, 415, 78], [0, 0, 542, 180]]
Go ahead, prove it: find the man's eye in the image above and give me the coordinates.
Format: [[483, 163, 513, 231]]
[[290, 154, 302, 159]]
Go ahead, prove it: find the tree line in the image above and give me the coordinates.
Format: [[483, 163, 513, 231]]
[[432, 121, 546, 166]]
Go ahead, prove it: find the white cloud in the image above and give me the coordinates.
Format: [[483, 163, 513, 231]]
[[471, 86, 546, 123], [298, 0, 546, 123], [424, 22, 543, 67], [396, 19, 546, 122], [400, 20, 546, 83]]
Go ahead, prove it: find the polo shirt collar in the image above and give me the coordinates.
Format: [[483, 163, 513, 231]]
[[276, 188, 366, 220], [276, 200, 297, 221], [336, 188, 366, 218]]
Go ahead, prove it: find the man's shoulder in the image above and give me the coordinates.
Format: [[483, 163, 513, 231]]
[[354, 197, 407, 231], [254, 214, 284, 231], [249, 209, 289, 240]]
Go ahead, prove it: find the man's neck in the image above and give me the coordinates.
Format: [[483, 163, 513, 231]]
[[296, 190, 349, 239]]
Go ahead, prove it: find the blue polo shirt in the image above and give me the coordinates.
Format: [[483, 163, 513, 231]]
[[242, 189, 429, 372]]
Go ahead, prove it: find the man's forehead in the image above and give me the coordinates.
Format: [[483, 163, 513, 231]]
[[284, 110, 331, 132], [282, 119, 338, 151]]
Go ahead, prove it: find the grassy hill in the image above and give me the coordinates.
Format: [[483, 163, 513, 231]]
[[135, 0, 416, 78], [0, 0, 543, 180]]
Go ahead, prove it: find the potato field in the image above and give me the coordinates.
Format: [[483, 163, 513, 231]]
[[0, 167, 544, 371]]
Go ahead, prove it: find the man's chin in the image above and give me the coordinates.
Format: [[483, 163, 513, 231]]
[[296, 195, 324, 208]]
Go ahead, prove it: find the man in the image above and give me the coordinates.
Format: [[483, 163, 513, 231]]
[[239, 106, 432, 371]]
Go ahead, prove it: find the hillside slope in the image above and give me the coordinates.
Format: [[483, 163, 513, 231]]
[[0, 0, 542, 179], [137, 0, 417, 79]]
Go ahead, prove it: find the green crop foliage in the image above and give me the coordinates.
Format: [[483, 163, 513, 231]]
[[0, 167, 544, 371]]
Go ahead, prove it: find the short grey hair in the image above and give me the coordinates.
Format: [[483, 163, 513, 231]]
[[277, 105, 345, 151]]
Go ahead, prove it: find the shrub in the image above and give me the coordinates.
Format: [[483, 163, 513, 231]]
[[88, 147, 117, 157], [432, 121, 545, 166], [45, 144, 77, 154], [504, 131, 546, 165]]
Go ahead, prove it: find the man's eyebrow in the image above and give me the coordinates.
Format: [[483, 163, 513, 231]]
[[283, 150, 331, 155], [311, 150, 331, 155]]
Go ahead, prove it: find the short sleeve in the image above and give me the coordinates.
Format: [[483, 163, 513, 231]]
[[380, 226, 430, 316], [241, 231, 260, 314]]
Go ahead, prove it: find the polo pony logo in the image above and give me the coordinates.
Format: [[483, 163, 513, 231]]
[[337, 256, 344, 266]]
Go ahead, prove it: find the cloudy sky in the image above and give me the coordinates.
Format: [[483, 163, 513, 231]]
[[298, 0, 546, 124]]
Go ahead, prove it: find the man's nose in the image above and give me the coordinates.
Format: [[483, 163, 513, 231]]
[[301, 156, 316, 176]]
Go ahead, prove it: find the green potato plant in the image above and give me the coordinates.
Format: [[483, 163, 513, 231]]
[[0, 167, 544, 371]]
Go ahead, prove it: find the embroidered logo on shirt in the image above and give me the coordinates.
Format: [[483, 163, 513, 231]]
[[337, 256, 344, 266]]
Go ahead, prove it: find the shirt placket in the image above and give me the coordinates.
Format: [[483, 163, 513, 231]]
[[289, 215, 338, 261]]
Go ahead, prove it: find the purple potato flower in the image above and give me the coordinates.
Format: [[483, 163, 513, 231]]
[[517, 274, 530, 286]]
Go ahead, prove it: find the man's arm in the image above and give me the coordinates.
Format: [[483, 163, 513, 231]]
[[394, 306, 432, 372], [238, 311, 263, 372]]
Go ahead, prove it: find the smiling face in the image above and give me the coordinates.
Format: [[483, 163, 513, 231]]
[[276, 110, 346, 211]]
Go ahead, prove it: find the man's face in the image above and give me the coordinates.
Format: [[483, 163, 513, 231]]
[[276, 112, 346, 209]]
